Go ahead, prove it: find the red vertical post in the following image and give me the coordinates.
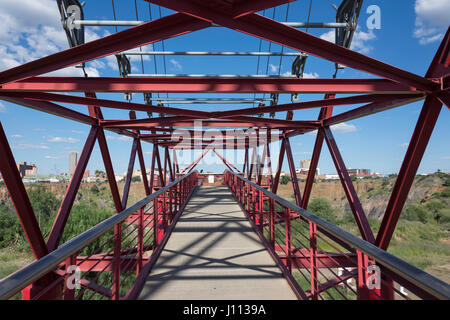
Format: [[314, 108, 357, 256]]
[[357, 250, 369, 300], [269, 198, 275, 248], [153, 197, 158, 247], [63, 254, 77, 300], [137, 208, 144, 275], [259, 189, 264, 231], [309, 222, 318, 300], [285, 207, 292, 273], [112, 222, 122, 300]]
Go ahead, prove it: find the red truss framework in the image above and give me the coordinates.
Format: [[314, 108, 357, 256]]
[[0, 0, 448, 300]]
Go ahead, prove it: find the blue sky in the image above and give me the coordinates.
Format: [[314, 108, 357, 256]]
[[0, 0, 449, 176]]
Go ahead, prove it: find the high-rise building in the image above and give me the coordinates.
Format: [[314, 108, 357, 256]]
[[300, 159, 311, 169], [69, 152, 78, 176]]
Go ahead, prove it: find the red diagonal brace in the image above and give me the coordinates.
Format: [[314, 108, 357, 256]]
[[0, 122, 48, 259], [301, 94, 335, 209], [322, 126, 375, 243], [47, 126, 99, 251]]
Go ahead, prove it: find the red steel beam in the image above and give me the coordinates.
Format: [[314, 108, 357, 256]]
[[376, 96, 443, 250], [0, 122, 49, 259], [284, 137, 302, 206], [301, 94, 335, 209], [101, 117, 320, 129], [0, 96, 97, 125], [97, 128, 123, 213], [322, 126, 375, 243], [147, 0, 436, 91], [286, 95, 425, 139], [0, 13, 210, 84], [121, 138, 139, 209], [0, 92, 209, 118], [155, 145, 165, 187], [0, 77, 422, 94], [271, 111, 293, 194], [47, 126, 99, 251], [129, 111, 151, 196]]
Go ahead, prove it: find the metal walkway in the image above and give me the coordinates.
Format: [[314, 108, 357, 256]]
[[137, 186, 297, 300]]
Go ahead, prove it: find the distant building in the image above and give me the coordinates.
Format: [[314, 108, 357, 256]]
[[347, 168, 371, 176], [17, 162, 37, 178], [82, 170, 90, 182], [300, 159, 311, 170], [296, 159, 320, 177], [69, 152, 78, 176]]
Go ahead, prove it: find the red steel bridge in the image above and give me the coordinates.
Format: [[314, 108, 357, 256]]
[[0, 0, 449, 300]]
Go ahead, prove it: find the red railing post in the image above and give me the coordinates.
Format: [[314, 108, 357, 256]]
[[259, 189, 264, 231], [64, 253, 77, 300], [112, 222, 122, 300], [357, 250, 369, 300], [309, 222, 318, 300], [269, 198, 275, 248], [153, 197, 158, 247], [285, 207, 292, 273], [137, 208, 144, 275]]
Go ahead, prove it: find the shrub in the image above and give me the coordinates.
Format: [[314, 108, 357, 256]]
[[0, 206, 22, 248], [280, 175, 291, 185], [402, 203, 430, 224], [308, 198, 337, 224]]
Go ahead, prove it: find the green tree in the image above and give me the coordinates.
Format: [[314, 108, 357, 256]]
[[403, 203, 429, 224], [308, 198, 337, 224], [28, 185, 59, 226], [0, 206, 22, 247], [280, 175, 291, 185], [90, 184, 100, 195]]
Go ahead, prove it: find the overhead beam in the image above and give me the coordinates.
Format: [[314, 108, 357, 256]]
[[0, 77, 422, 94], [146, 0, 436, 91]]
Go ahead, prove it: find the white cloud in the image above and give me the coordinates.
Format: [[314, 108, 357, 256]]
[[440, 156, 450, 160], [48, 137, 79, 143], [414, 0, 450, 45], [13, 143, 50, 150], [71, 130, 85, 134], [269, 63, 279, 73], [169, 58, 182, 71], [281, 71, 319, 78], [330, 122, 357, 134], [0, 102, 5, 113], [320, 28, 376, 54], [45, 155, 59, 159], [10, 134, 23, 138], [400, 142, 409, 148], [0, 0, 103, 76], [106, 135, 133, 142], [303, 72, 319, 79]]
